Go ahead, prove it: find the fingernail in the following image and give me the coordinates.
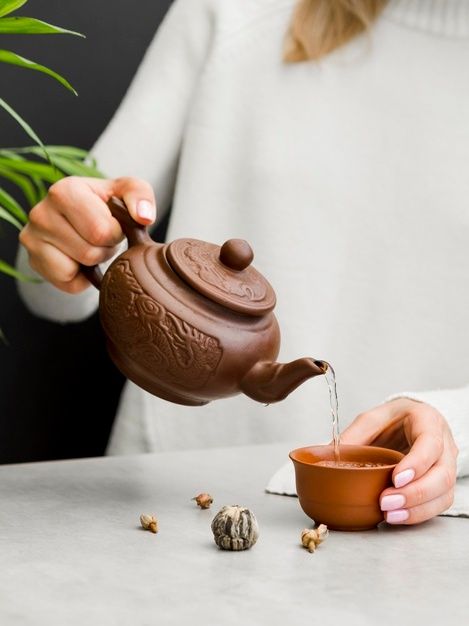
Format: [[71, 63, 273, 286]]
[[394, 468, 415, 488], [386, 509, 410, 524], [137, 200, 155, 222], [381, 494, 406, 511]]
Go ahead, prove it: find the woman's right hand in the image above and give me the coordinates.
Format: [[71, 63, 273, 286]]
[[19, 176, 156, 294]]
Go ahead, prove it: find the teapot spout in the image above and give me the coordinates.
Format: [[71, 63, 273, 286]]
[[240, 358, 328, 404]]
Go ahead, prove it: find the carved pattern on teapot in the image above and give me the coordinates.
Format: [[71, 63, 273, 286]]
[[182, 240, 266, 302], [101, 259, 223, 389]]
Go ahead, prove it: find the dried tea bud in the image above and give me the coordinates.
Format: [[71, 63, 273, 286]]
[[301, 529, 318, 553], [192, 493, 213, 509], [211, 505, 259, 551], [315, 524, 328, 543], [140, 514, 158, 534], [301, 524, 328, 553]]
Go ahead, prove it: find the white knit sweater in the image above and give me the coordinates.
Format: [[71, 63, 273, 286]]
[[17, 0, 469, 475]]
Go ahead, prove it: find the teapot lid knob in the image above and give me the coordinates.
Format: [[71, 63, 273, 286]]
[[219, 239, 254, 271], [166, 238, 276, 316]]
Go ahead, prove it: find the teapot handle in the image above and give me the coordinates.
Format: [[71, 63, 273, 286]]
[[80, 196, 152, 290]]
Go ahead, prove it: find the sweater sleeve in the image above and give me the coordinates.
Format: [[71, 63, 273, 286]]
[[16, 0, 215, 323], [386, 386, 469, 478]]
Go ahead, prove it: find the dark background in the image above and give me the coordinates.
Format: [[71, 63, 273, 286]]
[[0, 0, 172, 463]]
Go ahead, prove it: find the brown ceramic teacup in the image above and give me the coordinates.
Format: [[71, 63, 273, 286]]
[[289, 444, 404, 531]]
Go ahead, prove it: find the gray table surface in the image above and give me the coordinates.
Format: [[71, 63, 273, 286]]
[[0, 443, 468, 626]]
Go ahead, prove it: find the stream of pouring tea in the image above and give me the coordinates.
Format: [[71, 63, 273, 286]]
[[324, 363, 340, 462]]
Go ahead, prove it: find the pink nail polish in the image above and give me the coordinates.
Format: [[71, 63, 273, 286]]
[[381, 494, 406, 511], [137, 200, 155, 222], [386, 509, 409, 524], [394, 468, 415, 488]]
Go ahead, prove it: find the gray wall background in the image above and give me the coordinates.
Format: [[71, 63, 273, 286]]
[[0, 0, 172, 463]]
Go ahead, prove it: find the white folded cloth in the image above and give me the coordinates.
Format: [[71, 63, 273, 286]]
[[266, 461, 469, 518]]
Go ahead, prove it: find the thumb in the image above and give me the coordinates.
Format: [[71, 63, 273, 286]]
[[85, 176, 157, 226], [113, 176, 157, 225], [340, 405, 392, 445]]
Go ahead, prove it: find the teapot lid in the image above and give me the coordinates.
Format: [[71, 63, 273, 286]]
[[166, 238, 276, 316]]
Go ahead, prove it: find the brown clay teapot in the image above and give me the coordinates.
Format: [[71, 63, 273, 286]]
[[82, 198, 327, 406]]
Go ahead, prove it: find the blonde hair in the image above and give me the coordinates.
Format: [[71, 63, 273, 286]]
[[284, 0, 388, 62]]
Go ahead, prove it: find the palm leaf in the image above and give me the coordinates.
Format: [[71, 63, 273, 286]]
[[0, 152, 47, 208], [0, 164, 38, 206], [0, 49, 77, 94], [0, 17, 84, 36], [48, 155, 103, 178], [0, 148, 23, 160], [0, 185, 27, 223], [8, 145, 90, 159], [0, 326, 7, 344], [0, 146, 103, 177], [31, 176, 47, 201], [0, 258, 41, 282], [0, 157, 61, 183], [0, 97, 50, 162], [0, 205, 22, 229], [0, 0, 27, 18], [0, 152, 52, 205]]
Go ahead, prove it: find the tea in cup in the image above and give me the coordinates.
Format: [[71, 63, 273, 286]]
[[289, 444, 404, 531]]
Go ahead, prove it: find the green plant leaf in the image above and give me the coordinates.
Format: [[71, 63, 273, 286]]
[[0, 258, 41, 282], [0, 204, 22, 229], [50, 155, 104, 178], [2, 145, 101, 170], [0, 326, 8, 344], [0, 49, 77, 94], [0, 152, 46, 206], [1, 147, 103, 176], [0, 152, 52, 201], [10, 145, 90, 159], [32, 176, 47, 201], [0, 157, 61, 183], [0, 16, 84, 36], [0, 164, 38, 206], [0, 97, 50, 162], [0, 148, 23, 160], [0, 0, 27, 18], [0, 185, 27, 223]]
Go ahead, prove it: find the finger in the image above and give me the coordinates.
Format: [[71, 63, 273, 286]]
[[48, 274, 91, 294], [339, 406, 391, 445], [384, 489, 454, 525], [27, 240, 92, 294], [47, 178, 124, 247], [27, 239, 81, 286], [381, 455, 457, 512], [113, 176, 156, 225], [392, 411, 444, 486], [28, 212, 118, 267], [81, 175, 157, 225]]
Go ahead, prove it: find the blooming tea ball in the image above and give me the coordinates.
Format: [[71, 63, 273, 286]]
[[211, 505, 259, 551]]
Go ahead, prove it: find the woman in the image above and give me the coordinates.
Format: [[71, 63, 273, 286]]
[[17, 0, 468, 525]]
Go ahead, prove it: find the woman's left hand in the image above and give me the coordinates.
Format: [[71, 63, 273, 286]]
[[340, 398, 458, 525]]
